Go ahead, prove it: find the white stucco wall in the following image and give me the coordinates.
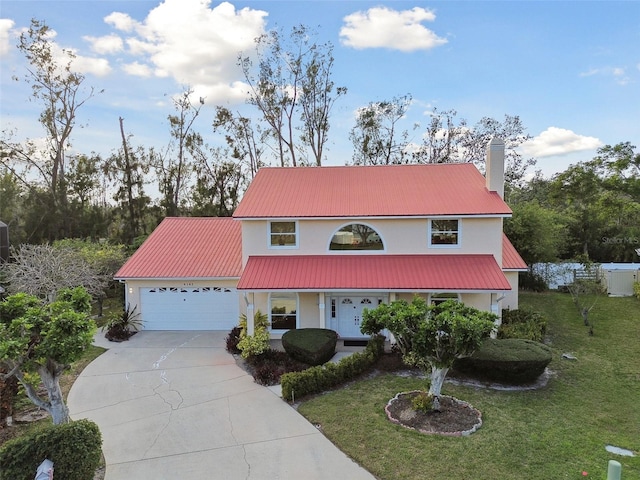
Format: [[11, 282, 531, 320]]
[[241, 216, 504, 265]]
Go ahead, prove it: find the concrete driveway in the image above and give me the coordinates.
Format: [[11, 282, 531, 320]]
[[68, 331, 375, 480]]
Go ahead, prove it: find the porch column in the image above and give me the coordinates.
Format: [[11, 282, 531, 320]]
[[318, 292, 326, 328], [389, 292, 396, 302], [490, 292, 500, 339], [246, 292, 255, 335]]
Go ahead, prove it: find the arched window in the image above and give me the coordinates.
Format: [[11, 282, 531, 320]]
[[329, 224, 384, 251]]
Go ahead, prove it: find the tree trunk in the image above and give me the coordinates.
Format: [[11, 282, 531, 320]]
[[428, 365, 449, 411], [38, 363, 70, 424]]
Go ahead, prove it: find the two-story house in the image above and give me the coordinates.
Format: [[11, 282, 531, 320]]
[[115, 138, 526, 338]]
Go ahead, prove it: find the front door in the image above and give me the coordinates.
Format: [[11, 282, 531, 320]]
[[338, 297, 374, 338]]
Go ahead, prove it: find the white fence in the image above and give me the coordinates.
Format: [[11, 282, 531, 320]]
[[532, 262, 639, 296]]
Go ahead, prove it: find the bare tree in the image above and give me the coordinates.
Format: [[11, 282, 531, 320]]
[[5, 244, 107, 301], [213, 106, 264, 179], [154, 87, 203, 216], [239, 25, 345, 166], [0, 19, 102, 238], [102, 118, 150, 245], [349, 94, 415, 165]]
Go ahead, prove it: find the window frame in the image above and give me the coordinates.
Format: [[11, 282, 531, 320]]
[[268, 220, 298, 249], [428, 292, 461, 306], [268, 292, 299, 332], [328, 222, 385, 252], [428, 218, 461, 248]]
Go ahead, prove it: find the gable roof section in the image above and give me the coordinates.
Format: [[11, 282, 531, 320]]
[[233, 164, 512, 219], [115, 217, 242, 279], [502, 234, 528, 271], [237, 254, 511, 291]]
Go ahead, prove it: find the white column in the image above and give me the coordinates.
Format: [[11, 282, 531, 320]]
[[246, 292, 255, 335], [318, 292, 326, 328]]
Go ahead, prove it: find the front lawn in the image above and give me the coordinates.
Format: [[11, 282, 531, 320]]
[[298, 292, 640, 479]]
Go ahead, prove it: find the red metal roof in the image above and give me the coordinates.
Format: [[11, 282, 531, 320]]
[[502, 234, 528, 270], [237, 254, 511, 291], [114, 217, 242, 279], [233, 164, 512, 218]]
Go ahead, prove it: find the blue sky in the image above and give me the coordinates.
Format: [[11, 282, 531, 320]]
[[1, 0, 639, 181]]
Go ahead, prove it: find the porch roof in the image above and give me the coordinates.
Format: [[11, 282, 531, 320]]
[[237, 254, 511, 292]]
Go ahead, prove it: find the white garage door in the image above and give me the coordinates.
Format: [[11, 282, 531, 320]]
[[140, 286, 239, 330]]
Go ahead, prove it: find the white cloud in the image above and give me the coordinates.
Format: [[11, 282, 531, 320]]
[[0, 19, 16, 57], [521, 127, 603, 158], [104, 12, 137, 32], [84, 34, 124, 55], [102, 0, 267, 103], [122, 61, 152, 77], [580, 66, 631, 85], [69, 53, 112, 77], [340, 6, 447, 52]]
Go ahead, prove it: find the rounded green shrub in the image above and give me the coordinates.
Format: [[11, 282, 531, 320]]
[[0, 419, 102, 480], [282, 328, 338, 366], [453, 338, 552, 384]]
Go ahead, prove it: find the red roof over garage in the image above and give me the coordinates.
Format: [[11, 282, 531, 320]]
[[114, 217, 242, 279], [237, 254, 511, 291]]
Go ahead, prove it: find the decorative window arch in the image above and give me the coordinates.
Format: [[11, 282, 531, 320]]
[[329, 223, 384, 251]]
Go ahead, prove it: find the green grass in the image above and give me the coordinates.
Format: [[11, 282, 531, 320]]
[[298, 292, 640, 479]]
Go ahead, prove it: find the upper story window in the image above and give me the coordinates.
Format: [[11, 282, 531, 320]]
[[269, 221, 297, 248], [429, 219, 460, 247], [330, 223, 384, 251]]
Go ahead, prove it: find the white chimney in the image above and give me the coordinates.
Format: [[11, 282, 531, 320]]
[[486, 137, 505, 199]]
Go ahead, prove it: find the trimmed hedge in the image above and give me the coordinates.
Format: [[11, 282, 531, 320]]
[[281, 334, 385, 401], [0, 419, 102, 480], [499, 307, 547, 342], [453, 338, 552, 384], [281, 328, 339, 366]]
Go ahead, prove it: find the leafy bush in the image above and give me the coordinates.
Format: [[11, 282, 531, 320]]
[[237, 310, 271, 359], [280, 334, 384, 401], [0, 292, 40, 322], [246, 349, 309, 385], [57, 286, 92, 314], [634, 281, 640, 299], [281, 328, 339, 366], [0, 419, 102, 480], [453, 338, 552, 384], [226, 325, 242, 353], [103, 303, 142, 341], [412, 391, 434, 413], [499, 307, 547, 342]]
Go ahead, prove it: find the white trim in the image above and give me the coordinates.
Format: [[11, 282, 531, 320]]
[[114, 276, 241, 281], [236, 214, 512, 220], [240, 288, 511, 293], [428, 218, 462, 248], [267, 220, 299, 249]]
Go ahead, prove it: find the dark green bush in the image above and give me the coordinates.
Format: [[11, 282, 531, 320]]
[[499, 307, 547, 342], [0, 419, 102, 480], [281, 328, 339, 366], [453, 338, 552, 385], [281, 334, 384, 401]]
